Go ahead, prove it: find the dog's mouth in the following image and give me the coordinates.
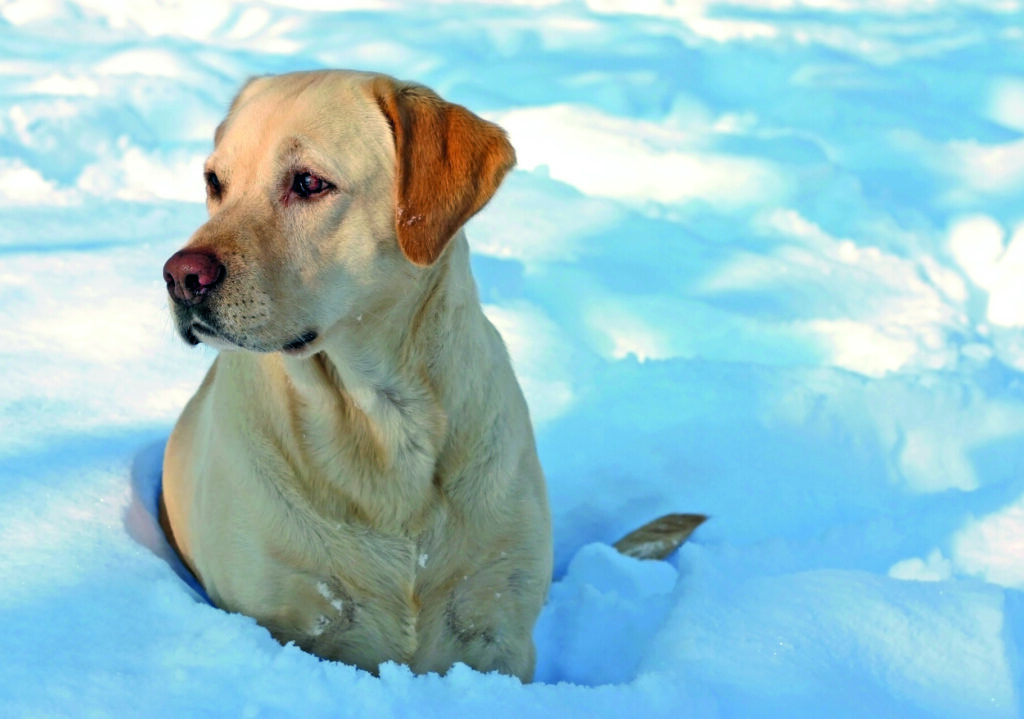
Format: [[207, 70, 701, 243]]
[[282, 330, 319, 354], [189, 319, 223, 340], [182, 326, 202, 346], [182, 321, 214, 347], [183, 318, 318, 355]]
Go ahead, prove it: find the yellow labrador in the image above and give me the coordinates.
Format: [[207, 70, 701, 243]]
[[160, 70, 552, 681]]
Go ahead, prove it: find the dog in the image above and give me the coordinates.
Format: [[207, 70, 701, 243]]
[[160, 70, 552, 681], [160, 69, 703, 682]]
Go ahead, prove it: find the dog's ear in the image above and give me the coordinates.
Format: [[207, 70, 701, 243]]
[[370, 76, 516, 266]]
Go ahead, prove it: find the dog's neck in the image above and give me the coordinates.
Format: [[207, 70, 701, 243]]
[[281, 231, 479, 470]]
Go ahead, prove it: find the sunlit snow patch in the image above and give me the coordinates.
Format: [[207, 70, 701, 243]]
[[77, 142, 205, 203], [702, 209, 967, 376], [492, 104, 786, 209], [888, 549, 954, 582], [483, 302, 576, 424], [954, 495, 1024, 589], [950, 216, 1024, 328], [0, 158, 79, 206]]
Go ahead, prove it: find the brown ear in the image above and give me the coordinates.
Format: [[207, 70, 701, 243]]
[[370, 76, 516, 266]]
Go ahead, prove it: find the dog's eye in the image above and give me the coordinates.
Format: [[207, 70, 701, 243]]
[[291, 172, 333, 199], [205, 171, 222, 200]]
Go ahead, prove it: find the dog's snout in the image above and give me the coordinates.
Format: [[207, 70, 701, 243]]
[[163, 250, 225, 304]]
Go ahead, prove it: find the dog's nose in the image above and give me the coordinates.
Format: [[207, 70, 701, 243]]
[[163, 250, 225, 304]]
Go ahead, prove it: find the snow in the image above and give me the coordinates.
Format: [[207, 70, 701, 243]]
[[1, 1, 1023, 716]]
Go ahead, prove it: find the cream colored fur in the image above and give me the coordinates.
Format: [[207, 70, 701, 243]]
[[161, 70, 552, 681]]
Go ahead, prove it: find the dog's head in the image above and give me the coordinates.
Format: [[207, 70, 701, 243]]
[[162, 70, 515, 356]]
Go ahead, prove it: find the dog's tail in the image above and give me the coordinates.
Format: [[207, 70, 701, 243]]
[[612, 513, 707, 560]]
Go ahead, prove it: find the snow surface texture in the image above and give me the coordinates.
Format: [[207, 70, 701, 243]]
[[2, 1, 1024, 717]]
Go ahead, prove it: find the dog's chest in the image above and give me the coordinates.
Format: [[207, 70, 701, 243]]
[[252, 356, 521, 672], [292, 373, 449, 533]]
